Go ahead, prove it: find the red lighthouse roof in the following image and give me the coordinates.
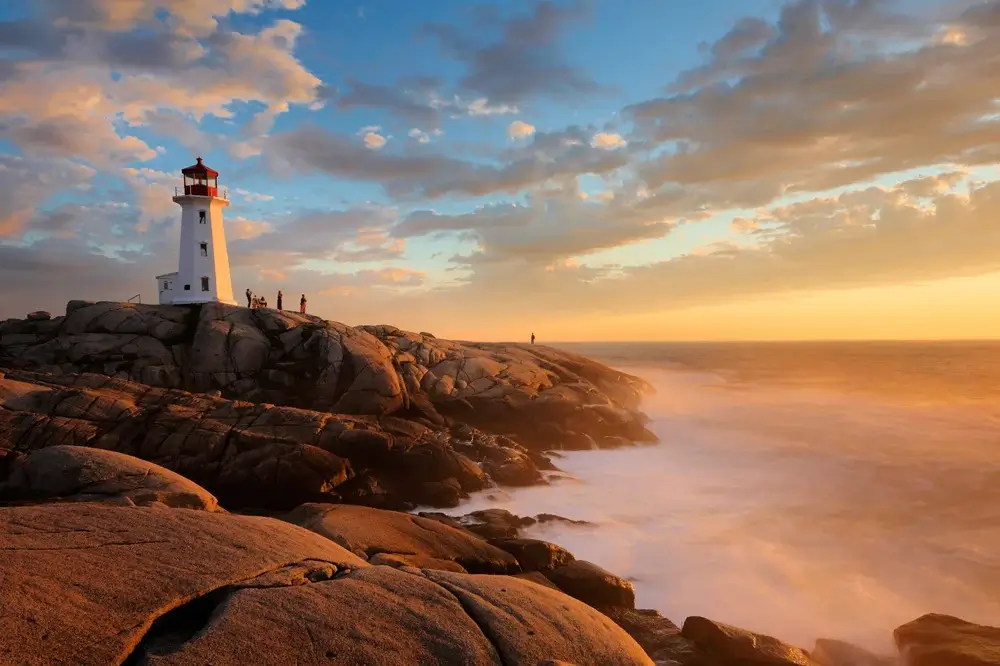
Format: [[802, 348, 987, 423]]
[[181, 157, 219, 178]]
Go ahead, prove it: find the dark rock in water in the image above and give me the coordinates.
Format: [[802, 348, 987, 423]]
[[606, 608, 707, 666], [681, 616, 817, 665], [536, 512, 595, 527], [417, 509, 595, 541], [489, 537, 576, 572], [0, 445, 220, 511], [812, 638, 895, 666], [284, 502, 520, 574], [894, 613, 1000, 666], [545, 560, 636, 610]]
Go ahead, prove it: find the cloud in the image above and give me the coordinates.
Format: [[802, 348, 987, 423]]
[[730, 217, 760, 233], [422, 0, 599, 105], [363, 132, 388, 149], [508, 120, 536, 140], [267, 123, 630, 199], [233, 188, 275, 202], [331, 78, 517, 128], [356, 125, 389, 149], [0, 155, 96, 238], [590, 132, 625, 149], [0, 4, 321, 166], [230, 204, 401, 268], [408, 128, 431, 143], [395, 186, 673, 265], [624, 0, 1000, 217]]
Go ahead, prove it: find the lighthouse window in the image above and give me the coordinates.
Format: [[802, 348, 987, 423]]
[[201, 277, 210, 291], [199, 210, 206, 224], [200, 242, 208, 257], [184, 284, 190, 291]]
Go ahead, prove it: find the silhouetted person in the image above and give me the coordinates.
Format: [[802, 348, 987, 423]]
[[300, 294, 307, 314], [245, 288, 252, 308], [277, 290, 283, 310], [531, 332, 535, 345]]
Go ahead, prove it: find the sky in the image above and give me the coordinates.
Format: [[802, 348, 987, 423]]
[[1, 0, 999, 341]]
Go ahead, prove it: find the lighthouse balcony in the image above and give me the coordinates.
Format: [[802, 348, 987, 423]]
[[176, 185, 227, 199]]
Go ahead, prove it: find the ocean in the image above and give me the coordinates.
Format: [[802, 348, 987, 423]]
[[444, 341, 1000, 653]]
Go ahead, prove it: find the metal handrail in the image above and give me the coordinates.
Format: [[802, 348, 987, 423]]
[[127, 294, 141, 303], [174, 186, 228, 200]]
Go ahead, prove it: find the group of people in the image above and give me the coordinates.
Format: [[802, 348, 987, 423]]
[[246, 288, 307, 314]]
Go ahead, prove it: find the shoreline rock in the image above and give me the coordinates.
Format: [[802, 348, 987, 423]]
[[0, 301, 656, 454], [0, 443, 996, 665]]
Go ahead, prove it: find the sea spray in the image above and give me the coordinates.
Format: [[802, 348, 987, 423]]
[[446, 343, 1000, 653]]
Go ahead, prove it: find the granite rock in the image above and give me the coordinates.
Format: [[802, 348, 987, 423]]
[[0, 370, 541, 510], [894, 613, 1000, 666], [0, 301, 656, 451], [284, 502, 520, 574], [0, 445, 221, 511]]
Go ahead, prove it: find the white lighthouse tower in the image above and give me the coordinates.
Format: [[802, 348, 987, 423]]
[[156, 157, 236, 305]]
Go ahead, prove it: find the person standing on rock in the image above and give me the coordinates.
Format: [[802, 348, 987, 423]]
[[277, 290, 283, 310], [245, 288, 252, 308], [531, 332, 535, 345], [300, 294, 307, 314]]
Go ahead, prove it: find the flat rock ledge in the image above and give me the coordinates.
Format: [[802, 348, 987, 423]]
[[0, 301, 656, 452]]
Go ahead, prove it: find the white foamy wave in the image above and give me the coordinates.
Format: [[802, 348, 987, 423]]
[[444, 364, 1000, 653]]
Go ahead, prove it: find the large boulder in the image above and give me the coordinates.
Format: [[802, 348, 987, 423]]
[[680, 616, 818, 666], [0, 445, 220, 511], [605, 608, 706, 666], [489, 537, 576, 572], [0, 503, 366, 666], [894, 613, 1000, 666], [0, 502, 654, 666], [545, 560, 636, 610], [284, 503, 520, 574], [422, 568, 654, 666]]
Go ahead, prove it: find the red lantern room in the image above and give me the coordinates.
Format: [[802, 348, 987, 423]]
[[181, 157, 220, 197]]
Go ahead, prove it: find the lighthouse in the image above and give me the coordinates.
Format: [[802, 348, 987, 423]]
[[156, 158, 236, 306]]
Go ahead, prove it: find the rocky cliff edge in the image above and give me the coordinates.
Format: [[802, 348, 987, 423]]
[[0, 301, 655, 451]]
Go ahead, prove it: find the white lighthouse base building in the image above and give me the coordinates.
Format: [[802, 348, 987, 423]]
[[156, 157, 237, 306]]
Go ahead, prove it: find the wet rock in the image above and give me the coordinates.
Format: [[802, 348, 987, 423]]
[[894, 613, 1000, 666], [546, 560, 636, 610], [681, 616, 817, 665], [489, 537, 576, 572], [606, 608, 707, 666], [812, 638, 895, 666], [0, 445, 221, 511], [284, 503, 520, 574]]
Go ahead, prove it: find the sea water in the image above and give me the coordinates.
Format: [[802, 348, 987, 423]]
[[445, 341, 1000, 653]]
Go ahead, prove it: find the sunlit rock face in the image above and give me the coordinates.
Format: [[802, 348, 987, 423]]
[[0, 301, 655, 453]]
